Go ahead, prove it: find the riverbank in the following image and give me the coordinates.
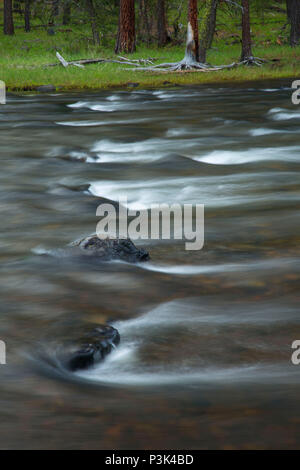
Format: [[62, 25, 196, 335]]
[[3, 43, 300, 92], [2, 9, 300, 92]]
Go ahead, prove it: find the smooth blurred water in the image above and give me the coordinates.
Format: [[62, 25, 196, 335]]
[[0, 81, 300, 449]]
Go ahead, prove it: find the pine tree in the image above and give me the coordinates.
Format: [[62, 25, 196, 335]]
[[115, 0, 136, 53], [86, 0, 100, 45], [3, 0, 14, 35], [188, 0, 199, 62], [198, 0, 218, 63], [289, 0, 300, 46], [241, 0, 253, 61], [24, 0, 31, 32], [157, 0, 168, 47]]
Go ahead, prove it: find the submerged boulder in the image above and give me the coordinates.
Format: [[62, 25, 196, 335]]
[[70, 235, 150, 263], [62, 325, 120, 371]]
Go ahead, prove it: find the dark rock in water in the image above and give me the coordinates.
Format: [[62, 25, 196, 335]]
[[127, 82, 139, 88], [49, 146, 100, 163], [70, 235, 150, 263], [36, 85, 56, 93], [62, 325, 120, 371]]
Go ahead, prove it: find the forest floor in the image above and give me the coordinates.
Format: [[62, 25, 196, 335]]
[[1, 8, 300, 91]]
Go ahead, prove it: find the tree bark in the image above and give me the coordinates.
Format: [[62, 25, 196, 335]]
[[3, 0, 14, 35], [52, 0, 59, 18], [198, 0, 218, 63], [138, 0, 151, 44], [287, 0, 292, 21], [62, 1, 71, 25], [115, 0, 136, 53], [207, 1, 217, 49], [24, 0, 31, 32], [290, 0, 300, 46], [240, 0, 253, 60], [86, 0, 100, 45], [188, 0, 199, 62], [157, 0, 168, 47]]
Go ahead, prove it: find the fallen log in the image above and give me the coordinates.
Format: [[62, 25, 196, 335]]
[[44, 53, 157, 68]]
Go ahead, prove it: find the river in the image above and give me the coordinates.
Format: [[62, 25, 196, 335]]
[[0, 80, 300, 449]]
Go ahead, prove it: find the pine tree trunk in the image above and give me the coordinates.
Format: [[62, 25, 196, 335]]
[[287, 0, 292, 21], [86, 0, 100, 45], [207, 2, 217, 49], [62, 1, 71, 25], [188, 0, 199, 62], [198, 0, 217, 63], [241, 0, 253, 60], [3, 0, 14, 35], [115, 0, 136, 53], [290, 0, 300, 46], [157, 0, 168, 47], [52, 0, 59, 18], [24, 0, 31, 32], [138, 0, 151, 44]]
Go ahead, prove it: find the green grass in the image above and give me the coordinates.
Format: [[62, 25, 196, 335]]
[[1, 7, 300, 91]]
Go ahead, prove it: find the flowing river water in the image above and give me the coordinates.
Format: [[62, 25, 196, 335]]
[[0, 80, 300, 449]]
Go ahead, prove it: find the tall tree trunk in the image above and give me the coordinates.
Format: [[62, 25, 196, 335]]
[[240, 0, 253, 60], [287, 0, 292, 21], [62, 1, 71, 25], [157, 0, 168, 47], [188, 0, 199, 62], [3, 0, 14, 35], [86, 0, 100, 45], [49, 0, 59, 26], [290, 0, 300, 46], [115, 0, 136, 53], [198, 0, 217, 63], [207, 1, 217, 49], [138, 0, 151, 44], [24, 0, 31, 32]]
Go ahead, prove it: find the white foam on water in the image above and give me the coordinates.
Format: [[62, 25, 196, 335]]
[[193, 146, 300, 165], [89, 176, 205, 209], [56, 120, 108, 127], [267, 107, 300, 121], [166, 128, 190, 137], [77, 362, 300, 387], [56, 117, 150, 127], [76, 299, 300, 386], [249, 128, 285, 137], [106, 95, 121, 101], [139, 258, 298, 276], [68, 101, 116, 112], [268, 107, 286, 114], [271, 112, 300, 121], [67, 98, 150, 112], [89, 137, 199, 164], [260, 88, 290, 93], [152, 91, 181, 100], [88, 171, 299, 209]]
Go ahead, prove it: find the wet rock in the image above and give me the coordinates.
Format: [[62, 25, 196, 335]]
[[127, 82, 139, 88], [70, 235, 150, 263], [36, 85, 56, 93], [49, 146, 100, 163], [61, 325, 120, 371]]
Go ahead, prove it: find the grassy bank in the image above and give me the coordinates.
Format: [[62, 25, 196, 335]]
[[1, 8, 300, 91]]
